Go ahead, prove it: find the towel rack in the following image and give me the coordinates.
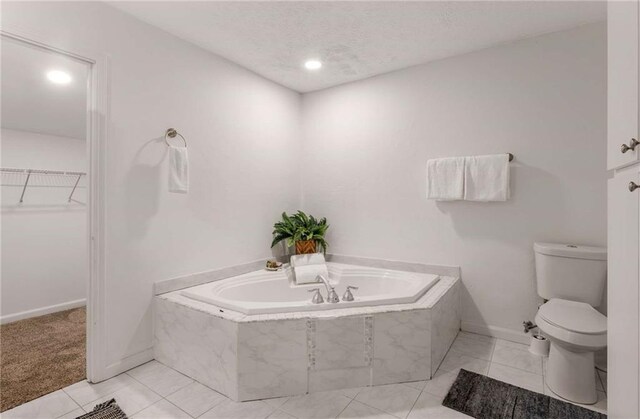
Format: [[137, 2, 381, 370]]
[[164, 128, 187, 148]]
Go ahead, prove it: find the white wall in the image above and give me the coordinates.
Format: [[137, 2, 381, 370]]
[[2, 1, 607, 377], [1, 129, 87, 322], [301, 23, 607, 340], [1, 1, 302, 376]]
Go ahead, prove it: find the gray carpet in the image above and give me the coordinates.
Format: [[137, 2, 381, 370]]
[[442, 369, 606, 419]]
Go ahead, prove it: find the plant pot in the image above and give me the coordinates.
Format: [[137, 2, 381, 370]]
[[295, 240, 317, 255]]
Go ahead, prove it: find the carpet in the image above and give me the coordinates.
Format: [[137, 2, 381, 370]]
[[77, 399, 128, 419], [443, 369, 606, 419], [0, 307, 86, 412]]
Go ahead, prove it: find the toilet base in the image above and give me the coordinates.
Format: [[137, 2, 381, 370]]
[[546, 342, 597, 404]]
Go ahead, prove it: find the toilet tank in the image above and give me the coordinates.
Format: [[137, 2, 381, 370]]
[[534, 242, 607, 307]]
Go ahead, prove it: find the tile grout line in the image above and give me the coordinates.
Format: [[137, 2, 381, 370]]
[[118, 367, 194, 417], [406, 350, 451, 419], [260, 399, 278, 416], [123, 370, 164, 397], [542, 358, 547, 395], [596, 369, 606, 395], [406, 386, 424, 419], [271, 406, 297, 419], [60, 388, 86, 415], [124, 364, 193, 398], [62, 376, 133, 412], [408, 331, 491, 416], [489, 359, 544, 376], [333, 397, 354, 419], [156, 397, 196, 419], [488, 337, 497, 370], [342, 386, 414, 419], [192, 393, 229, 419], [431, 330, 462, 375]]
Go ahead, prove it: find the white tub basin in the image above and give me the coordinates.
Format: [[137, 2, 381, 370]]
[[180, 263, 440, 315]]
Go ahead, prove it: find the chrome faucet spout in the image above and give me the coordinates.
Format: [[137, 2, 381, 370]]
[[315, 274, 332, 294], [316, 274, 340, 303]]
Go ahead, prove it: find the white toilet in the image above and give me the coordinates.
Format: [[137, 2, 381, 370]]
[[533, 242, 607, 405]]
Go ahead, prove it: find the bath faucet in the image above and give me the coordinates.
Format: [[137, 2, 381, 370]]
[[342, 285, 359, 302], [308, 288, 324, 304], [316, 275, 340, 303]]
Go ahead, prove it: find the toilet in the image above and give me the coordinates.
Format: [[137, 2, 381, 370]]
[[533, 242, 607, 404]]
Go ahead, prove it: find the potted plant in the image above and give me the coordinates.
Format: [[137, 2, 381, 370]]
[[271, 210, 329, 254]]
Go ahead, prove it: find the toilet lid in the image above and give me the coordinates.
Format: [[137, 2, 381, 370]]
[[538, 299, 607, 335]]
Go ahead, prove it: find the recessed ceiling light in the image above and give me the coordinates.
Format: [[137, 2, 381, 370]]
[[46, 70, 72, 84], [304, 60, 322, 71]]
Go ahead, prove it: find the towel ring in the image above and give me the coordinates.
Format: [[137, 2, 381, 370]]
[[164, 128, 187, 148]]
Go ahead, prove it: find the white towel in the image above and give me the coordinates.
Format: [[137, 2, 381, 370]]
[[464, 154, 510, 201], [169, 146, 189, 193], [290, 253, 325, 267], [426, 157, 465, 200], [294, 264, 329, 285]]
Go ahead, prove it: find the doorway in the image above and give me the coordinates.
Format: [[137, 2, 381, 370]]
[[0, 35, 91, 412]]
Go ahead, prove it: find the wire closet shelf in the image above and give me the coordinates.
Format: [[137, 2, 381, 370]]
[[0, 168, 87, 203]]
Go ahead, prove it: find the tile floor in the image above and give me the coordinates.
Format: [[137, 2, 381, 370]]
[[2, 331, 608, 419]]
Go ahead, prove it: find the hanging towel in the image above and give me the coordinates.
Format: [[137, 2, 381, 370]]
[[426, 157, 465, 200], [169, 146, 189, 193], [464, 154, 510, 201]]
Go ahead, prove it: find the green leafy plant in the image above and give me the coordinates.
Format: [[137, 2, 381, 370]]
[[271, 210, 329, 253]]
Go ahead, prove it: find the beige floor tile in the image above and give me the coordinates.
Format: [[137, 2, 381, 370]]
[[488, 363, 543, 394], [355, 383, 420, 419]]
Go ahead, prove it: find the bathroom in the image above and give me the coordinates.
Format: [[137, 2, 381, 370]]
[[0, 1, 636, 418]]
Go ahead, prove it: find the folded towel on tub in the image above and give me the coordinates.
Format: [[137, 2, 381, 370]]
[[290, 253, 328, 284]]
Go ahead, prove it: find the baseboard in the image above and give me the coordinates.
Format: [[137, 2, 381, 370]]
[[0, 298, 86, 325], [96, 348, 154, 383], [461, 321, 530, 345]]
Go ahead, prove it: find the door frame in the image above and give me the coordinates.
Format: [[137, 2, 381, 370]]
[[0, 27, 109, 382]]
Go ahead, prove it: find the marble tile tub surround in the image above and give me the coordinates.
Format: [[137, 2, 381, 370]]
[[154, 254, 460, 295], [154, 278, 460, 401], [4, 333, 606, 419]]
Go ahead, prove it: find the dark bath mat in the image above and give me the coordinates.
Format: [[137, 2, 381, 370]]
[[442, 369, 606, 419], [76, 399, 128, 419]]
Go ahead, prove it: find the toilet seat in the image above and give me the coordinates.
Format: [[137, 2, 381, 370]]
[[539, 299, 606, 334], [535, 299, 607, 350]]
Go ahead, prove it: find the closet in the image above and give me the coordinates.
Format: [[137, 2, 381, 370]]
[[0, 34, 89, 412]]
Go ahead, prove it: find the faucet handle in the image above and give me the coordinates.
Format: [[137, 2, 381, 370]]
[[308, 288, 324, 304], [343, 285, 358, 302], [327, 288, 340, 303]]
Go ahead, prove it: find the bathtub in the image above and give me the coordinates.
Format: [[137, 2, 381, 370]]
[[180, 263, 440, 315]]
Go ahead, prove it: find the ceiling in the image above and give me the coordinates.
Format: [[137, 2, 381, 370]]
[[1, 37, 88, 139], [110, 1, 606, 93]]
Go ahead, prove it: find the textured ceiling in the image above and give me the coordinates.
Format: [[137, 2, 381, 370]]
[[110, 1, 606, 93], [1, 36, 88, 139]]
